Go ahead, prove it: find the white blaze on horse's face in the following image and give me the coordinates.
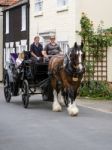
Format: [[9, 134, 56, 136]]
[[77, 50, 83, 70]]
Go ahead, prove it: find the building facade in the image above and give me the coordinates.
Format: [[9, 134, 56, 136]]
[[2, 0, 112, 81], [0, 0, 19, 81], [29, 0, 112, 81], [3, 0, 29, 70], [29, 0, 76, 53], [75, 0, 112, 82]]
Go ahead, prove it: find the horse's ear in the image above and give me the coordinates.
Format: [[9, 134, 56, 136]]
[[81, 42, 83, 48], [74, 42, 77, 49], [81, 42, 84, 49]]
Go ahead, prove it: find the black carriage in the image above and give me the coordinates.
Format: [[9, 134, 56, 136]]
[[4, 52, 53, 108]]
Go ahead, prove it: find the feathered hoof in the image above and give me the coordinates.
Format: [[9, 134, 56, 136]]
[[59, 100, 65, 106], [67, 106, 79, 116], [52, 103, 62, 112]]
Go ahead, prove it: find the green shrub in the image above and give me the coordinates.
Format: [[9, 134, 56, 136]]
[[79, 81, 112, 100]]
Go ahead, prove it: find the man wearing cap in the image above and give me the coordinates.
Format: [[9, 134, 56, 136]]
[[30, 36, 43, 61], [42, 35, 61, 58]]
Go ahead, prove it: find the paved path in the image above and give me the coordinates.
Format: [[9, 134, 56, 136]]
[[77, 98, 112, 113], [0, 86, 112, 150]]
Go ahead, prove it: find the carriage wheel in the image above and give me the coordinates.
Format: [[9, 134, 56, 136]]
[[22, 80, 29, 108], [4, 74, 11, 103]]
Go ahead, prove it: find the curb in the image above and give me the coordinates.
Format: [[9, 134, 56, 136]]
[[0, 84, 3, 88]]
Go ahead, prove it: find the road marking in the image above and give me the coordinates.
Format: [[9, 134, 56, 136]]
[[78, 104, 112, 114]]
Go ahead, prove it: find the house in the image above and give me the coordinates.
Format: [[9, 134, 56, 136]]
[[2, 0, 112, 82], [3, 0, 29, 71], [76, 0, 112, 82], [29, 0, 112, 82], [29, 0, 76, 52], [29, 0, 112, 48], [0, 1, 11, 82], [0, 0, 19, 81]]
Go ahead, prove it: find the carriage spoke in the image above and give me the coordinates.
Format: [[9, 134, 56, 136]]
[[22, 80, 29, 108]]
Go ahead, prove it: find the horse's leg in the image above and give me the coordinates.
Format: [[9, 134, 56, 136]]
[[52, 89, 62, 112], [57, 90, 65, 106], [67, 88, 79, 116]]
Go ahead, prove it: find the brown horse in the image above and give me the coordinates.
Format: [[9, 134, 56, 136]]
[[48, 42, 85, 116]]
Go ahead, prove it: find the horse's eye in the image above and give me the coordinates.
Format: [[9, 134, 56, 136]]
[[83, 53, 85, 60], [82, 53, 85, 60]]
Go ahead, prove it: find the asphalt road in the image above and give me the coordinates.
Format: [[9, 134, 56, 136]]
[[0, 86, 112, 150]]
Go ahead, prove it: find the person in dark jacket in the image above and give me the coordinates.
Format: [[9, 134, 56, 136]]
[[30, 36, 43, 61]]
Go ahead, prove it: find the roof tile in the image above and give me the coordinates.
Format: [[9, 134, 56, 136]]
[[0, 0, 19, 6]]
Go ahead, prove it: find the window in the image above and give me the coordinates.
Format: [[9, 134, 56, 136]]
[[16, 42, 21, 53], [6, 11, 9, 34], [58, 41, 68, 54], [57, 0, 68, 7], [21, 40, 27, 51], [21, 5, 26, 31], [35, 0, 43, 15], [10, 42, 15, 53]]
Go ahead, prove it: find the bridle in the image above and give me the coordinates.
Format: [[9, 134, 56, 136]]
[[64, 47, 85, 77]]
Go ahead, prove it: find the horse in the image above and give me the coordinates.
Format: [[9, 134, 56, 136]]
[[48, 42, 85, 116]]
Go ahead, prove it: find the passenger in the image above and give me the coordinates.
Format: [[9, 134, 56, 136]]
[[30, 36, 43, 61], [42, 35, 61, 58], [16, 52, 24, 67]]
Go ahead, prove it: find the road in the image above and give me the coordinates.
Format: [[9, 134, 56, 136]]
[[0, 86, 112, 150]]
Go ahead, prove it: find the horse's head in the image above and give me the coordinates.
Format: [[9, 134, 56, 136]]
[[69, 42, 85, 75]]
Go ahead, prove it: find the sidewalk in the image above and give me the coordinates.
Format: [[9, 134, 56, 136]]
[[0, 83, 3, 87], [77, 98, 112, 113]]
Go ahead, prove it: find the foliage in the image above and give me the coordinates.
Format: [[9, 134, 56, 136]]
[[79, 81, 112, 100], [77, 13, 112, 99], [76, 12, 112, 80], [76, 12, 112, 60]]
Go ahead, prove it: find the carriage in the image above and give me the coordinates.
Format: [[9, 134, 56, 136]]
[[4, 51, 53, 108], [4, 42, 85, 116]]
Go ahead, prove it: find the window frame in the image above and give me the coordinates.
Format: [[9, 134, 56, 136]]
[[57, 0, 69, 12], [6, 11, 9, 34], [57, 41, 68, 54], [34, 0, 43, 16], [21, 5, 26, 31]]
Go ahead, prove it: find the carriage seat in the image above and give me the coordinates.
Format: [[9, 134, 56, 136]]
[[10, 53, 18, 64]]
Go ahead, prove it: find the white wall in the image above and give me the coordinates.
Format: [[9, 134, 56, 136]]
[[30, 0, 112, 47], [29, 0, 112, 81], [107, 48, 112, 82], [75, 0, 112, 82], [29, 0, 76, 47], [76, 0, 112, 31], [0, 7, 3, 81]]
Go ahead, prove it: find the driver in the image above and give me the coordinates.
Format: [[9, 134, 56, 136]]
[[42, 35, 61, 58]]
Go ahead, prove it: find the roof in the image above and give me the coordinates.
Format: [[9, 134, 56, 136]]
[[0, 0, 19, 6], [2, 0, 28, 11]]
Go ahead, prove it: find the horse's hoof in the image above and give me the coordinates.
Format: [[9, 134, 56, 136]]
[[53, 106, 62, 112], [67, 107, 79, 116], [52, 105, 62, 112], [52, 101, 62, 112]]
